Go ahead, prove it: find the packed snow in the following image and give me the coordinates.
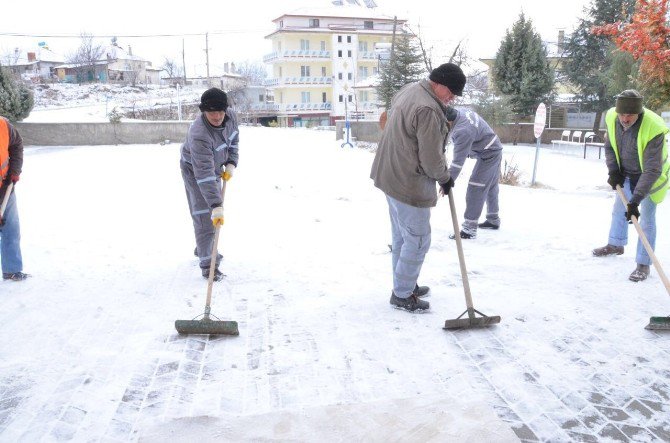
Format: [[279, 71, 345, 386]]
[[1, 101, 669, 441]]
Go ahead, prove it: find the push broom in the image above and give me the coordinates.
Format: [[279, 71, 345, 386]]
[[615, 185, 670, 330], [443, 189, 501, 330], [175, 179, 239, 336]]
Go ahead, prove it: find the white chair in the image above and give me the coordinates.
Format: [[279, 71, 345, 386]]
[[571, 131, 583, 143]]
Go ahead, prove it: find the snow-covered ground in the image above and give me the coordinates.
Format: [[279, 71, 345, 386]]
[[1, 118, 669, 441]]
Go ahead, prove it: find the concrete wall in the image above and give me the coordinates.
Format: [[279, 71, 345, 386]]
[[14, 121, 192, 146], [335, 120, 382, 143], [335, 120, 606, 145]]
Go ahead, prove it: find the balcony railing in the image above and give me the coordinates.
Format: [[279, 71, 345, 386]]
[[263, 77, 333, 87], [250, 102, 333, 112], [357, 51, 379, 60], [263, 50, 332, 62]]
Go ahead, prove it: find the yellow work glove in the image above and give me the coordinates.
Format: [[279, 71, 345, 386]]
[[222, 164, 236, 181], [211, 206, 224, 227]]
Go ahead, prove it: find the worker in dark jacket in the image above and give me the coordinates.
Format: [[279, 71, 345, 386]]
[[446, 107, 503, 239], [592, 90, 669, 282], [370, 63, 465, 312], [180, 88, 239, 281], [0, 116, 28, 281]]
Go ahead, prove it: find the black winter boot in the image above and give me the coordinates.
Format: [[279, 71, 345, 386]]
[[629, 264, 650, 282], [202, 268, 223, 281], [414, 284, 430, 297], [449, 230, 476, 240], [3, 272, 30, 281], [390, 292, 430, 311], [478, 220, 500, 230], [592, 244, 624, 257]]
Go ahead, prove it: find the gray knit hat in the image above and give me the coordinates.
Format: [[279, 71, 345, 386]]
[[615, 90, 643, 114]]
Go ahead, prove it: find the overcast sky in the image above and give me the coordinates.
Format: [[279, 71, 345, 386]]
[[2, 0, 592, 75]]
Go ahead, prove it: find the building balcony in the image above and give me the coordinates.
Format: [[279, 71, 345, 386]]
[[357, 51, 379, 60], [263, 50, 332, 63], [251, 102, 333, 112], [263, 77, 333, 87]]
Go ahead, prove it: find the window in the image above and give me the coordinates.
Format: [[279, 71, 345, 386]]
[[338, 36, 342, 43], [278, 42, 282, 51], [338, 73, 343, 80], [301, 65, 311, 77], [348, 95, 353, 102], [321, 66, 327, 76], [339, 95, 343, 103], [338, 50, 343, 57], [300, 39, 310, 50], [359, 41, 368, 52], [322, 92, 327, 103], [259, 94, 264, 102], [279, 20, 284, 28], [347, 73, 353, 80], [279, 67, 282, 76], [320, 41, 326, 51], [360, 91, 369, 102], [301, 91, 311, 103], [309, 18, 319, 28], [347, 50, 352, 57], [347, 36, 352, 43], [358, 66, 368, 78], [364, 21, 373, 29]]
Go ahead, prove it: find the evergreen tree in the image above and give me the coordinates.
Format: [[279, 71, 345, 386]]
[[0, 65, 33, 121], [493, 14, 554, 117], [376, 34, 425, 110], [564, 0, 635, 134]]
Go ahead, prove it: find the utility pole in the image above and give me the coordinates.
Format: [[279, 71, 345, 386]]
[[182, 39, 187, 85], [205, 32, 210, 86]]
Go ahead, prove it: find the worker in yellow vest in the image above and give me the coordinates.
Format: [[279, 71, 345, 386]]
[[0, 116, 28, 281], [592, 90, 670, 282]]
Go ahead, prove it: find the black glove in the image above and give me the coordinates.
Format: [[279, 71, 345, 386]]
[[626, 202, 640, 221], [439, 178, 455, 196], [607, 170, 625, 190]]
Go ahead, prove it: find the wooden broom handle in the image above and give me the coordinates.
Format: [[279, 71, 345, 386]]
[[615, 185, 670, 296], [0, 182, 14, 220]]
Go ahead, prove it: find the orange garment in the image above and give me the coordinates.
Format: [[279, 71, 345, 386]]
[[0, 118, 9, 180]]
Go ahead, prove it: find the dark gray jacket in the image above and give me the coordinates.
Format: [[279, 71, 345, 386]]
[[370, 80, 451, 208], [180, 110, 239, 208]]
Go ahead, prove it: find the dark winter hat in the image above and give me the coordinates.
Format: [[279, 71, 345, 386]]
[[615, 89, 643, 114], [445, 106, 458, 122], [199, 87, 228, 112], [429, 63, 466, 96]]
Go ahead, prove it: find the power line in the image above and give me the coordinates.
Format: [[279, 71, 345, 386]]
[[0, 29, 269, 39]]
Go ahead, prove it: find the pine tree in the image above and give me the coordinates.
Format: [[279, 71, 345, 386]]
[[0, 65, 33, 121], [492, 14, 554, 117], [376, 34, 425, 110], [563, 0, 635, 135]]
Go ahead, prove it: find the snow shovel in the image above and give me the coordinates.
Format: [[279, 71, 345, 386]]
[[443, 188, 501, 330], [0, 182, 14, 224], [175, 179, 239, 336], [615, 185, 670, 330]]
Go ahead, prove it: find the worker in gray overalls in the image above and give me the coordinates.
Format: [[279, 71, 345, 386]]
[[180, 88, 239, 280], [446, 107, 503, 239]]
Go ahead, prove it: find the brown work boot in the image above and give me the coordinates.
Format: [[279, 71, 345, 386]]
[[629, 264, 650, 282], [592, 244, 624, 257]]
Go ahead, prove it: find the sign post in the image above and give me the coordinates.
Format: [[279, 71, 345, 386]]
[[531, 103, 546, 186]]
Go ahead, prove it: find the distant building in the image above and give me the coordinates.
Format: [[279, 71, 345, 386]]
[[104, 43, 161, 85], [3, 46, 65, 82], [262, 1, 408, 127]]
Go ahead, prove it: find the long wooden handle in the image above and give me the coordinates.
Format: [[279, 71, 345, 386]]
[[615, 185, 670, 296], [0, 182, 14, 219], [447, 189, 475, 310], [204, 179, 228, 317]]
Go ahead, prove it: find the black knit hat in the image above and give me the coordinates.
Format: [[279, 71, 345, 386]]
[[429, 63, 466, 96], [199, 87, 228, 112], [615, 89, 643, 114]]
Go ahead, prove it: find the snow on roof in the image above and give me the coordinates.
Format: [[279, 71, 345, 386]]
[[274, 4, 400, 22]]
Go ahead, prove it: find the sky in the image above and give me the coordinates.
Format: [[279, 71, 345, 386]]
[[1, 0, 592, 76], [2, 96, 670, 440]]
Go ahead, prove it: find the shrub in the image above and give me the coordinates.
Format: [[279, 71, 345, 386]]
[[500, 158, 521, 186]]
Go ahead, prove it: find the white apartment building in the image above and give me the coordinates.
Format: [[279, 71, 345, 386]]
[[263, 4, 407, 127]]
